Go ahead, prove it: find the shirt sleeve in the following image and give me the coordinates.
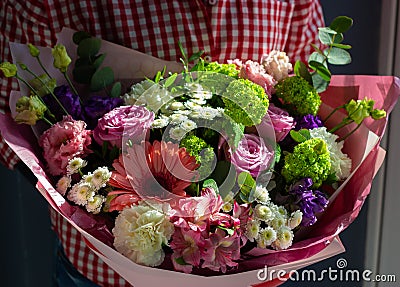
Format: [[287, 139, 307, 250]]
[[0, 1, 53, 169], [284, 0, 325, 63]]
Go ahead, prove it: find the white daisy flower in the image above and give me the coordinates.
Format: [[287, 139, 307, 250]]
[[169, 126, 187, 140], [169, 113, 188, 124], [169, 101, 185, 111], [221, 202, 233, 213], [86, 195, 106, 214], [272, 226, 294, 250], [91, 167, 112, 189], [245, 219, 260, 242], [67, 157, 87, 175], [254, 204, 273, 222], [270, 212, 286, 230], [252, 185, 270, 204], [288, 210, 303, 229], [151, 116, 170, 129], [56, 176, 71, 196], [257, 226, 277, 248], [180, 119, 197, 131], [67, 183, 94, 206]]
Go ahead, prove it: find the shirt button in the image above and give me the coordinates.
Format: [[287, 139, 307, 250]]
[[204, 55, 212, 62], [208, 0, 218, 5]]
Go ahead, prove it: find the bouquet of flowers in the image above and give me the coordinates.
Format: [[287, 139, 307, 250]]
[[0, 17, 398, 287]]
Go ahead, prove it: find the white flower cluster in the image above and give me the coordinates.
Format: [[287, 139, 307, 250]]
[[124, 80, 172, 112], [309, 127, 352, 180], [261, 50, 293, 82], [62, 165, 111, 214], [245, 186, 302, 250], [113, 203, 174, 267]]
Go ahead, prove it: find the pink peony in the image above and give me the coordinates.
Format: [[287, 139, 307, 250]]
[[227, 134, 274, 178], [39, 115, 91, 176], [93, 105, 154, 148], [238, 60, 277, 96], [258, 104, 295, 142]]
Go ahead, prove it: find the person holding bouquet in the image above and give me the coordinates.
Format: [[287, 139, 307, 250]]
[[0, 1, 325, 286]]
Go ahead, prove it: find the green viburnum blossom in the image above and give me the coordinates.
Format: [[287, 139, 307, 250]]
[[52, 44, 71, 73], [28, 43, 40, 57], [275, 76, 321, 116], [203, 62, 239, 78], [223, 78, 269, 126], [0, 62, 17, 77], [15, 95, 47, 125], [281, 138, 331, 188]]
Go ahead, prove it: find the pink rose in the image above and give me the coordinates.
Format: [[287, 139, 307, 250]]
[[39, 115, 92, 176], [93, 105, 154, 148], [227, 134, 274, 178], [257, 104, 295, 142]]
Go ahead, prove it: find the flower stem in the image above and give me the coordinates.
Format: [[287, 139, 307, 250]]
[[42, 116, 54, 126], [63, 72, 79, 97], [328, 118, 352, 134], [36, 57, 52, 79], [324, 105, 345, 123], [339, 122, 363, 141], [22, 66, 70, 116]]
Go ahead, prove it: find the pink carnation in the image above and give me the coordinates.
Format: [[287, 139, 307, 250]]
[[239, 60, 277, 96], [257, 104, 295, 142], [39, 116, 91, 176], [93, 105, 154, 148]]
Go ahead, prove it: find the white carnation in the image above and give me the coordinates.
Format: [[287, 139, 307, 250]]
[[113, 204, 174, 267], [261, 50, 292, 81], [310, 127, 352, 180]]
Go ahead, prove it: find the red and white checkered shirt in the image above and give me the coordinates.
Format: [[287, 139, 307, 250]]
[[1, 1, 324, 286]]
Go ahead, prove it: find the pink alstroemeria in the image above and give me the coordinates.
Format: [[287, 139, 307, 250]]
[[202, 228, 241, 273]]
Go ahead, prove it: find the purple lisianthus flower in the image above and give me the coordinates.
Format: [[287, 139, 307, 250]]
[[83, 95, 124, 129], [288, 178, 328, 226], [93, 105, 154, 148], [227, 133, 274, 177], [43, 85, 82, 120], [295, 114, 323, 130]]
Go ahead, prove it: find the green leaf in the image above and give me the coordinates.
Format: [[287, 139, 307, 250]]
[[77, 37, 101, 58], [164, 73, 178, 88], [312, 73, 330, 93], [294, 60, 312, 85], [174, 257, 187, 266], [102, 141, 109, 158], [93, 54, 106, 69], [72, 65, 96, 84], [202, 179, 219, 194], [327, 47, 352, 65], [329, 16, 353, 33], [308, 60, 331, 81], [308, 52, 326, 67], [331, 43, 352, 50], [318, 27, 337, 34], [319, 30, 334, 45], [209, 161, 237, 195], [274, 144, 281, 164], [290, 130, 307, 143], [188, 50, 204, 62], [73, 31, 92, 45], [90, 66, 114, 91], [217, 226, 234, 236], [333, 33, 344, 44], [178, 41, 187, 62], [74, 57, 90, 67], [237, 171, 256, 199], [110, 82, 122, 97]]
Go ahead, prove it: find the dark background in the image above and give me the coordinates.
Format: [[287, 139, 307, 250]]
[[0, 1, 382, 286]]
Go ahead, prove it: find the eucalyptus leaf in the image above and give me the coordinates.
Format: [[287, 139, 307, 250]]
[[294, 60, 312, 85], [308, 61, 331, 81], [74, 57, 90, 67], [318, 27, 337, 35], [330, 16, 353, 33], [237, 171, 256, 199], [312, 73, 330, 93], [93, 54, 106, 69], [72, 65, 96, 84], [318, 30, 334, 45], [327, 47, 352, 65], [333, 33, 344, 44], [110, 82, 122, 98], [77, 37, 101, 58], [90, 66, 114, 91], [73, 31, 92, 45], [308, 52, 326, 67]]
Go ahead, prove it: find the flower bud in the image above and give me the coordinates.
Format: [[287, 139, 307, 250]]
[[15, 95, 47, 125], [345, 99, 370, 124], [28, 43, 40, 57], [52, 44, 71, 73], [371, 109, 386, 120], [0, 62, 17, 77]]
